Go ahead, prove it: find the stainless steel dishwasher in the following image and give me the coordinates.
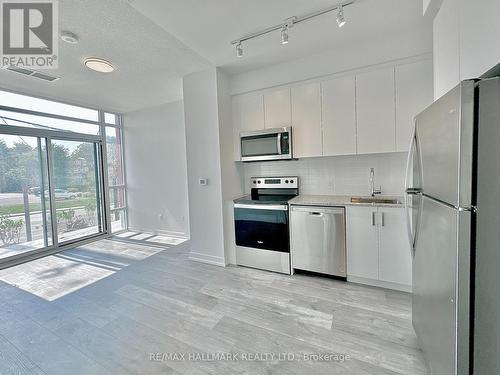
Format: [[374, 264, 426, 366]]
[[290, 205, 346, 277]]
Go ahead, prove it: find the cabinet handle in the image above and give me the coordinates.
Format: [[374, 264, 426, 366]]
[[381, 212, 385, 227], [371, 211, 376, 226]]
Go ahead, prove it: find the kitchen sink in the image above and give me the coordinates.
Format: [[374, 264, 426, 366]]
[[350, 197, 402, 205]]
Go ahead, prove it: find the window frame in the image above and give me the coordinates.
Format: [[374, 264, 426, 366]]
[[0, 88, 127, 266], [102, 114, 128, 234]]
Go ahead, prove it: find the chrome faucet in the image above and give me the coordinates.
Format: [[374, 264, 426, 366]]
[[369, 168, 382, 197]]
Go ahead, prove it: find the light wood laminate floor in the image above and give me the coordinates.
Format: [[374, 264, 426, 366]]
[[0, 233, 429, 375]]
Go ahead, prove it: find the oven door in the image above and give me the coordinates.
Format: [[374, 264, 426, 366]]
[[240, 127, 291, 162], [234, 203, 289, 252]]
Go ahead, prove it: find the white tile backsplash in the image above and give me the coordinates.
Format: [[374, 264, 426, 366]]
[[242, 152, 407, 196]]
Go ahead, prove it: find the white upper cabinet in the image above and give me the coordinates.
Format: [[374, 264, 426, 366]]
[[291, 83, 322, 158], [232, 60, 433, 161], [459, 0, 500, 80], [433, 0, 460, 100], [395, 60, 433, 152], [378, 207, 412, 286], [231, 95, 242, 161], [433, 0, 500, 99], [239, 92, 265, 132], [232, 92, 265, 161], [356, 68, 396, 154], [321, 76, 357, 156], [264, 88, 291, 129]]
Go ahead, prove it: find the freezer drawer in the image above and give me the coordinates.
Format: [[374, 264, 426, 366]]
[[412, 195, 471, 375], [290, 205, 346, 277]]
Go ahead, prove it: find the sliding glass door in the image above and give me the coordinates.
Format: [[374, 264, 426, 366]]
[[0, 134, 52, 260], [50, 139, 104, 244], [0, 89, 126, 266], [0, 134, 106, 262]]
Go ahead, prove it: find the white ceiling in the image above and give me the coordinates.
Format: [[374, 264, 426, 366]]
[[131, 0, 431, 74], [0, 0, 209, 113], [0, 0, 430, 113]]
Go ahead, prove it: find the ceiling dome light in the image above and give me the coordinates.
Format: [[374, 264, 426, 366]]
[[236, 41, 243, 58], [336, 5, 346, 27], [281, 26, 289, 45], [84, 58, 115, 73], [60, 31, 79, 44]]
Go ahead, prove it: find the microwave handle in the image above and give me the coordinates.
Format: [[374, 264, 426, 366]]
[[277, 133, 282, 155]]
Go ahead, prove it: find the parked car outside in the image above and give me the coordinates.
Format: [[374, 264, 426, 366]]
[[44, 189, 77, 200]]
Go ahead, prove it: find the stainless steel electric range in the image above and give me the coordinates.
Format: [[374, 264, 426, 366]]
[[233, 176, 298, 274]]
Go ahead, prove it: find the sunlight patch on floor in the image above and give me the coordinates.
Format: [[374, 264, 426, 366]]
[[0, 233, 170, 301], [113, 231, 188, 246], [0, 255, 114, 301]]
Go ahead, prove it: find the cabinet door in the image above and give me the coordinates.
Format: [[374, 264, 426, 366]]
[[239, 92, 265, 132], [395, 60, 433, 152], [322, 76, 357, 156], [291, 83, 322, 158], [264, 88, 291, 129], [232, 95, 242, 161], [433, 0, 460, 100], [378, 207, 412, 286], [346, 206, 379, 280], [356, 68, 396, 154]]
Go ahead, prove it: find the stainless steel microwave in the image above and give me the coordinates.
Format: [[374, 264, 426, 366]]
[[240, 127, 292, 162]]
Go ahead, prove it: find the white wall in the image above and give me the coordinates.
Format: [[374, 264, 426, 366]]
[[124, 101, 190, 237], [242, 153, 407, 197], [183, 68, 227, 266], [216, 69, 244, 265]]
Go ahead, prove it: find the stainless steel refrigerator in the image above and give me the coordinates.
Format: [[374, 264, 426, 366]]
[[405, 78, 500, 375]]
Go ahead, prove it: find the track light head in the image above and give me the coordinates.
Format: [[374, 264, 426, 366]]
[[236, 41, 243, 57], [336, 4, 346, 27], [281, 26, 289, 45]]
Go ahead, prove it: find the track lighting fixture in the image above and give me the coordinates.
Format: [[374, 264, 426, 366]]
[[336, 4, 346, 27], [236, 41, 243, 57], [281, 26, 289, 45], [230, 1, 353, 57]]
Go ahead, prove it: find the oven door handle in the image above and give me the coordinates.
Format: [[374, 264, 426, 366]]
[[234, 203, 288, 211]]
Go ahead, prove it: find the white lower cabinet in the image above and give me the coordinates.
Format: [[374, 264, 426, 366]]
[[378, 207, 412, 286], [346, 206, 379, 280], [346, 206, 412, 291]]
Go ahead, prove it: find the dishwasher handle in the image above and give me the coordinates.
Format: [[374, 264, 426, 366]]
[[291, 205, 345, 215]]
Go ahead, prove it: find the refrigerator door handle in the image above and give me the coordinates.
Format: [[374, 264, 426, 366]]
[[405, 194, 415, 253], [405, 123, 417, 192], [404, 122, 422, 255]]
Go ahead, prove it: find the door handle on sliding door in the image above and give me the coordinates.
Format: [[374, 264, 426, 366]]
[[405, 188, 422, 195]]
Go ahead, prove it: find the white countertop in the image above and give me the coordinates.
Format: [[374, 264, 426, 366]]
[[289, 194, 404, 208]]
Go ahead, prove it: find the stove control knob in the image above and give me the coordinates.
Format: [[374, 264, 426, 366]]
[[253, 180, 257, 184], [257, 180, 261, 184], [285, 180, 289, 183], [290, 179, 294, 183]]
